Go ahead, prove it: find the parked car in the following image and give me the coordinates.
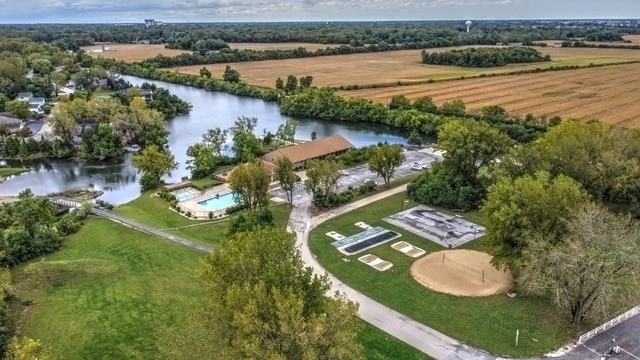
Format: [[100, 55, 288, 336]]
[[363, 179, 377, 185], [338, 169, 349, 176], [410, 164, 423, 171]]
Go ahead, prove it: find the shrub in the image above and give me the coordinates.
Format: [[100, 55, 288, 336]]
[[208, 211, 214, 219]]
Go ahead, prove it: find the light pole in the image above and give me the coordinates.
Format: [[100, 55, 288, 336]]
[[400, 199, 409, 211], [471, 225, 477, 240]]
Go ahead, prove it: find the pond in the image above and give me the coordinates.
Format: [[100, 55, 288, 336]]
[[0, 75, 426, 204]]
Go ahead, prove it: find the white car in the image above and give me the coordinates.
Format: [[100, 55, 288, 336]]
[[410, 164, 423, 171], [338, 169, 349, 176], [363, 179, 377, 185]]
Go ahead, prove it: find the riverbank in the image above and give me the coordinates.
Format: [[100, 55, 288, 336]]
[[0, 167, 29, 181]]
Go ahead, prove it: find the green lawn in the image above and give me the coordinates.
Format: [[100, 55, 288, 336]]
[[12, 216, 427, 359], [0, 167, 29, 178], [358, 321, 432, 360], [189, 177, 222, 190], [11, 218, 206, 360], [309, 193, 584, 357], [114, 191, 292, 249]]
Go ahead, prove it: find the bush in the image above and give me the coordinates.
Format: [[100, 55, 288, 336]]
[[208, 211, 214, 219], [225, 203, 247, 215]]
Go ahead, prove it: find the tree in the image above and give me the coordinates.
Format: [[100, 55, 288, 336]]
[[131, 144, 178, 191], [407, 129, 422, 147], [438, 99, 466, 116], [274, 156, 297, 206], [231, 116, 258, 135], [285, 75, 298, 94], [186, 142, 217, 179], [201, 127, 228, 157], [388, 95, 411, 110], [222, 65, 240, 83], [199, 66, 211, 78], [438, 119, 514, 184], [481, 171, 590, 273], [412, 96, 437, 113], [32, 58, 53, 76], [228, 161, 271, 212], [299, 75, 313, 88], [197, 228, 363, 360], [5, 100, 30, 120], [0, 93, 9, 112], [367, 144, 405, 185], [304, 159, 343, 208], [275, 77, 284, 91], [519, 202, 640, 324], [275, 118, 297, 147], [310, 131, 317, 141], [231, 131, 263, 163]]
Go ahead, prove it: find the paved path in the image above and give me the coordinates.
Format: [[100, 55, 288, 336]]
[[288, 185, 499, 360], [91, 208, 212, 253]]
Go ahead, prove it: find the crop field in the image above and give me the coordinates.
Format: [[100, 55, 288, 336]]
[[81, 43, 190, 62], [174, 46, 640, 89], [343, 62, 640, 127], [228, 42, 342, 51]]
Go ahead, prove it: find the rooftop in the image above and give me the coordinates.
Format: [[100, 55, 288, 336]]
[[263, 134, 354, 164]]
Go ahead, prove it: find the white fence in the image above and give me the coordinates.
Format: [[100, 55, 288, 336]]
[[578, 305, 640, 344]]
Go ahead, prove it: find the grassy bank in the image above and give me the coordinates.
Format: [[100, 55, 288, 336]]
[[11, 218, 206, 359], [309, 192, 582, 357], [12, 216, 429, 359], [114, 191, 291, 249], [0, 167, 29, 179]]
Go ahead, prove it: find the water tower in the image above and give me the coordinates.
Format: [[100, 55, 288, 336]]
[[465, 20, 472, 33]]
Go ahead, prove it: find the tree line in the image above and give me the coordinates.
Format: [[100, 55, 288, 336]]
[[421, 47, 551, 67], [407, 117, 640, 324]]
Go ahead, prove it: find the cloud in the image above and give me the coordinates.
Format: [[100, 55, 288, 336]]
[[0, 0, 638, 23]]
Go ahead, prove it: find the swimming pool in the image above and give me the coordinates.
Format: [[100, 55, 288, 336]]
[[172, 189, 197, 202], [197, 192, 238, 211]]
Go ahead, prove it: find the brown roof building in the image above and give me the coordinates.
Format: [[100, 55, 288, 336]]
[[262, 134, 354, 170]]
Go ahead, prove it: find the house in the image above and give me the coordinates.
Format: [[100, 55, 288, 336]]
[[262, 134, 354, 170], [16, 92, 45, 114], [92, 78, 109, 89], [138, 89, 153, 102], [507, 42, 523, 47], [552, 42, 563, 48]]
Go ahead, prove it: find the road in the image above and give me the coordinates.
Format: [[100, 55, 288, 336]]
[[91, 207, 212, 253], [287, 184, 499, 360]]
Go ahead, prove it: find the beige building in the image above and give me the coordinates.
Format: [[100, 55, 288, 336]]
[[262, 134, 354, 170]]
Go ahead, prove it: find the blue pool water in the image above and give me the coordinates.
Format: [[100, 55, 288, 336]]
[[197, 192, 238, 211], [173, 189, 196, 202]]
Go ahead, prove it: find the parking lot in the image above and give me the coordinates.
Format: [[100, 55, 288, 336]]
[[561, 314, 640, 360], [270, 148, 442, 205]]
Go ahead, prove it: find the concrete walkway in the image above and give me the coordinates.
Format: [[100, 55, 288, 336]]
[[288, 184, 499, 360]]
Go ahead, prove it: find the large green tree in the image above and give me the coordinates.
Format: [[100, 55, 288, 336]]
[[5, 100, 30, 120], [201, 127, 228, 157], [367, 144, 405, 185], [186, 142, 217, 179], [228, 161, 271, 212], [304, 159, 343, 208], [197, 228, 363, 360], [274, 156, 297, 207], [131, 145, 178, 191], [519, 202, 640, 324], [481, 171, 590, 273]]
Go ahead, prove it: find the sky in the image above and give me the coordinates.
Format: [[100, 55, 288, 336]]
[[1, 0, 639, 24]]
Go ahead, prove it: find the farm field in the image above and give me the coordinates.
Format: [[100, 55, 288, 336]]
[[81, 43, 190, 62], [173, 46, 640, 88], [538, 35, 640, 47], [228, 42, 342, 51], [342, 62, 640, 128]]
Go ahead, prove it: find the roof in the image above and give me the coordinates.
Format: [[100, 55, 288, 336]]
[[17, 92, 33, 99], [263, 134, 354, 164], [0, 113, 21, 126]]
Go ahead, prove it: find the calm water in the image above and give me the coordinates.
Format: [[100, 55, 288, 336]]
[[0, 75, 421, 204], [196, 192, 238, 211]]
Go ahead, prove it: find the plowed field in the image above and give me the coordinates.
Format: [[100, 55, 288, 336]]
[[342, 62, 640, 127]]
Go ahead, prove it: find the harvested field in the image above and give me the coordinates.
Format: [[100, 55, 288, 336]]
[[173, 46, 640, 89], [228, 42, 342, 51], [342, 62, 640, 127], [81, 44, 190, 62]]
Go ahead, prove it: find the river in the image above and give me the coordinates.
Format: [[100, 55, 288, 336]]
[[0, 75, 421, 204]]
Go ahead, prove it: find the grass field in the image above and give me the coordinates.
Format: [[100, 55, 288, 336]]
[[309, 192, 582, 357], [114, 192, 292, 248], [11, 216, 429, 359], [11, 218, 207, 360], [172, 46, 640, 89], [343, 61, 640, 127], [81, 44, 190, 62]]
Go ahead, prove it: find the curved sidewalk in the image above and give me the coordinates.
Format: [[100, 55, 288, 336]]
[[288, 185, 499, 360]]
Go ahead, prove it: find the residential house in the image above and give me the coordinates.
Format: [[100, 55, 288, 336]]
[[16, 92, 45, 114], [138, 89, 153, 102], [262, 134, 354, 170], [0, 113, 22, 131], [92, 78, 109, 89]]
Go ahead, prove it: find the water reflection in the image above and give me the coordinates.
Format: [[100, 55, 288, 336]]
[[0, 75, 425, 204]]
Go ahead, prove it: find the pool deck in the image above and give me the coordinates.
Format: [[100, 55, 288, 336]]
[[176, 183, 232, 219]]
